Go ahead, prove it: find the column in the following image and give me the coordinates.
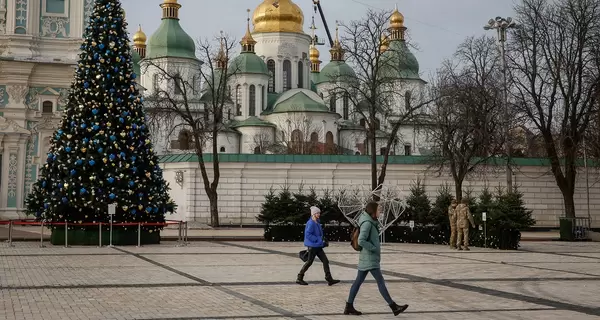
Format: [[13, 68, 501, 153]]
[[27, 0, 39, 36], [69, 0, 83, 37], [1, 135, 19, 208], [291, 58, 298, 90], [15, 134, 27, 208], [5, 0, 15, 34], [242, 83, 248, 117], [257, 84, 263, 112], [276, 57, 283, 93]]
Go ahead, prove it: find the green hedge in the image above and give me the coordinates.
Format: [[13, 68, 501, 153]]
[[259, 183, 534, 250], [50, 227, 160, 246]]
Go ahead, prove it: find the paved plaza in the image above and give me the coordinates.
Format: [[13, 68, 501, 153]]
[[1, 240, 599, 320]]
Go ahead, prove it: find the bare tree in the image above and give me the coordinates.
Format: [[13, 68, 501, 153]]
[[326, 9, 436, 196], [144, 33, 240, 227], [508, 0, 600, 218], [250, 131, 275, 154], [428, 36, 505, 201], [272, 114, 324, 154]]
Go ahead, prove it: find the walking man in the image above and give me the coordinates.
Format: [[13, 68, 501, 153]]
[[456, 198, 475, 251], [448, 199, 458, 249], [296, 206, 340, 286]]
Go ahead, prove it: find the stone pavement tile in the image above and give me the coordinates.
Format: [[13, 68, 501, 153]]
[[0, 254, 151, 268], [145, 253, 299, 267], [520, 242, 600, 253], [125, 243, 266, 255], [381, 243, 500, 253], [327, 253, 485, 266], [465, 280, 600, 309], [174, 264, 405, 284], [383, 262, 597, 280], [0, 266, 195, 288], [304, 310, 600, 320], [228, 282, 546, 316], [0, 287, 278, 320], [0, 244, 122, 255], [563, 252, 600, 259], [515, 262, 600, 276], [440, 252, 600, 263]]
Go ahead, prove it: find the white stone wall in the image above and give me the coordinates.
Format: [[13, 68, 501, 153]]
[[161, 160, 600, 228], [237, 126, 275, 154]]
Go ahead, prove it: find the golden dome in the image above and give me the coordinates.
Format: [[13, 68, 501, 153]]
[[309, 44, 320, 61], [252, 0, 304, 34], [241, 9, 257, 50], [390, 6, 405, 29], [133, 25, 147, 47]]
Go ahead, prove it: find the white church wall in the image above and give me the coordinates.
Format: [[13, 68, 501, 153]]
[[161, 158, 600, 228], [236, 126, 275, 154]]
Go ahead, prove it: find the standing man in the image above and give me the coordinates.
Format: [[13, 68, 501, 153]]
[[448, 199, 458, 249], [296, 206, 340, 286], [456, 198, 476, 251]]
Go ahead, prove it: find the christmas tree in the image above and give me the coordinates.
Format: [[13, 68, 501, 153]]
[[25, 0, 175, 232]]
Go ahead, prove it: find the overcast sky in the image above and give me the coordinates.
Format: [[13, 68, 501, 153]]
[[122, 0, 516, 78]]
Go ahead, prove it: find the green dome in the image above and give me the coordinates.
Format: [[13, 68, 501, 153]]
[[131, 50, 141, 77], [147, 19, 196, 60], [230, 53, 268, 75], [269, 89, 330, 114], [317, 61, 356, 84], [380, 40, 420, 80]]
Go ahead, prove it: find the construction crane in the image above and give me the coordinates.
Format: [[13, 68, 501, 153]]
[[312, 0, 334, 47], [271, 0, 334, 47]]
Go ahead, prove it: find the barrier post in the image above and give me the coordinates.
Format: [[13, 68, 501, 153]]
[[109, 217, 113, 247], [64, 221, 69, 248], [137, 223, 142, 247], [7, 220, 14, 247], [176, 221, 183, 247], [39, 220, 45, 248], [98, 223, 102, 248], [184, 221, 188, 245], [108, 204, 116, 247]]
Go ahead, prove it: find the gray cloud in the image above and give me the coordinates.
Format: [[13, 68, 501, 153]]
[[122, 0, 515, 77]]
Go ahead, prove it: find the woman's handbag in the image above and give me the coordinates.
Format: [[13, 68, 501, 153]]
[[298, 249, 309, 262]]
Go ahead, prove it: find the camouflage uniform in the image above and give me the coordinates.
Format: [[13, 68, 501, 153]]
[[448, 202, 458, 249], [455, 203, 475, 250]]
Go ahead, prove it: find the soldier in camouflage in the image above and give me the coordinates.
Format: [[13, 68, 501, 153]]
[[456, 198, 475, 251], [448, 199, 458, 249]]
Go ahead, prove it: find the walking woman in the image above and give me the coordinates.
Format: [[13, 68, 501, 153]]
[[296, 206, 340, 286], [344, 201, 409, 316]]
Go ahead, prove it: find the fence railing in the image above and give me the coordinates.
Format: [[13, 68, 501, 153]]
[[561, 217, 592, 240], [1, 219, 189, 248]]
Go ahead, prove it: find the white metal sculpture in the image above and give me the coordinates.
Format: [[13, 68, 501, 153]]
[[337, 183, 408, 235]]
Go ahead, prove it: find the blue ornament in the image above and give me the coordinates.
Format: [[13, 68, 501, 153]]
[[58, 129, 63, 134], [44, 203, 49, 209], [110, 135, 116, 141], [128, 181, 135, 187], [130, 208, 137, 214], [84, 82, 90, 88], [120, 152, 125, 158], [107, 177, 115, 184], [65, 147, 71, 152], [81, 123, 87, 129], [107, 74, 111, 79], [129, 131, 134, 137], [153, 207, 159, 213], [132, 124, 137, 129], [109, 193, 116, 200], [83, 138, 89, 144], [93, 125, 100, 131], [132, 73, 137, 79], [146, 207, 152, 213], [80, 188, 87, 195], [131, 156, 137, 162], [119, 117, 124, 123], [42, 181, 47, 188], [98, 147, 103, 153], [58, 183, 63, 188], [61, 197, 68, 203], [47, 153, 53, 159], [99, 43, 105, 49], [89, 159, 96, 166], [76, 159, 83, 166], [70, 169, 76, 176], [52, 155, 57, 161], [138, 192, 144, 198], [92, 109, 99, 115], [132, 167, 138, 172], [109, 154, 116, 161]]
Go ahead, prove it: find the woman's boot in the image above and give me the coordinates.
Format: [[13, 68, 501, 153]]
[[343, 302, 362, 315], [389, 302, 408, 316], [296, 274, 308, 285]]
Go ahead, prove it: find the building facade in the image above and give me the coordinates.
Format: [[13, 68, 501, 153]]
[[0, 0, 429, 219]]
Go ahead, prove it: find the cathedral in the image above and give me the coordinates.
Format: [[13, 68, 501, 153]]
[[0, 0, 428, 219]]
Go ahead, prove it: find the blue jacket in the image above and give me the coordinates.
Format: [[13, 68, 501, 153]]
[[303, 218, 324, 248]]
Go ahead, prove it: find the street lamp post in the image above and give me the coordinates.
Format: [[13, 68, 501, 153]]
[[485, 16, 518, 193]]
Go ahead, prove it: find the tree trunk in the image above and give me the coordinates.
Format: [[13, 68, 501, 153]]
[[454, 179, 463, 202], [207, 190, 220, 227], [369, 130, 378, 201]]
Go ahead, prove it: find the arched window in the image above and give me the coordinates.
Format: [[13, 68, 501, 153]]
[[320, 92, 324, 99], [343, 93, 349, 120], [262, 86, 266, 110], [267, 60, 276, 93], [310, 132, 319, 143], [254, 146, 261, 154], [178, 130, 191, 150], [42, 101, 53, 114], [355, 151, 361, 155], [249, 85, 256, 116], [297, 61, 304, 88], [329, 93, 336, 112], [174, 73, 183, 95], [283, 60, 292, 91], [326, 131, 334, 154], [291, 129, 302, 143], [235, 85, 242, 116], [374, 118, 381, 131], [220, 146, 226, 153], [360, 118, 366, 128], [153, 74, 159, 91]]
